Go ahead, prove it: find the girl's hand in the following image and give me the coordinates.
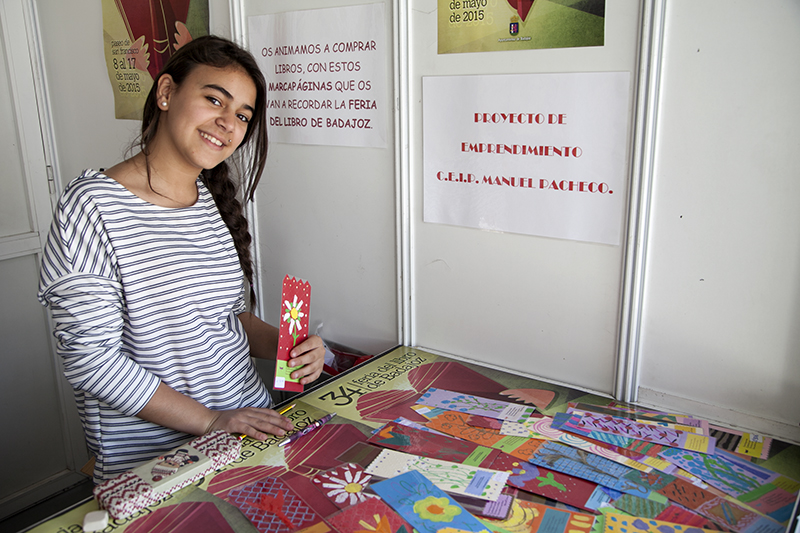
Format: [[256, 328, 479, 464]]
[[288, 334, 325, 384], [138, 382, 293, 440], [205, 407, 294, 440]]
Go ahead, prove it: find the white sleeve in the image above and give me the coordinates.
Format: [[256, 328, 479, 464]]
[[38, 192, 160, 416]]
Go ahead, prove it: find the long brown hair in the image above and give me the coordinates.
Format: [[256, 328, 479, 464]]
[[139, 35, 268, 304]]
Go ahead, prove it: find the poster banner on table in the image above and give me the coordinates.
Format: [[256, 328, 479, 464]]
[[423, 71, 631, 245], [438, 0, 605, 54], [101, 0, 209, 120], [248, 4, 388, 148], [23, 346, 621, 533]]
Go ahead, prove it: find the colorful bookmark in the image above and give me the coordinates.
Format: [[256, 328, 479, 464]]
[[274, 275, 310, 392], [487, 452, 611, 512], [610, 493, 669, 519], [656, 504, 720, 529], [622, 469, 785, 533], [658, 447, 799, 523], [424, 410, 652, 497], [420, 410, 612, 511], [424, 410, 544, 462], [557, 411, 716, 454], [524, 440, 652, 498], [368, 421, 501, 468], [494, 415, 653, 473], [551, 412, 673, 458], [371, 470, 491, 533], [365, 448, 509, 501], [709, 425, 772, 459], [417, 388, 536, 422], [569, 405, 711, 437], [603, 511, 719, 533], [480, 500, 596, 533]]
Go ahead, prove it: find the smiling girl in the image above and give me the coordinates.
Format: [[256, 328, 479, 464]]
[[38, 36, 324, 482]]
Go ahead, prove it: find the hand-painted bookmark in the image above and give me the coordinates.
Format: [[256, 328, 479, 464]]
[[416, 388, 536, 423], [371, 470, 491, 533], [274, 275, 310, 392]]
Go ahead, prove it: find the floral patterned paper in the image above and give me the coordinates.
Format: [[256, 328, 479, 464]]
[[312, 463, 377, 508]]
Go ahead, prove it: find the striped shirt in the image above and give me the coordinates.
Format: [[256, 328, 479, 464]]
[[38, 170, 272, 482]]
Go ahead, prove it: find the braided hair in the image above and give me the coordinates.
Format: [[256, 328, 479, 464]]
[[138, 35, 268, 304]]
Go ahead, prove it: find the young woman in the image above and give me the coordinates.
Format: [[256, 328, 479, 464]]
[[38, 36, 324, 482]]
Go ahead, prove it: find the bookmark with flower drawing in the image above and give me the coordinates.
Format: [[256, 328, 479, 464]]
[[372, 471, 491, 533], [274, 275, 310, 392]]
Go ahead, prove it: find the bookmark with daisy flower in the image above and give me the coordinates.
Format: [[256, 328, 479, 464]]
[[274, 275, 310, 392]]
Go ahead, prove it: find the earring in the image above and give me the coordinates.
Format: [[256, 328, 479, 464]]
[[161, 101, 167, 107]]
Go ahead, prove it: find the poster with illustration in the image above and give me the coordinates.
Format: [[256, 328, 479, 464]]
[[101, 0, 209, 119], [439, 0, 605, 54]]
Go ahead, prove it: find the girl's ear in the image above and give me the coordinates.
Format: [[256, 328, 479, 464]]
[[156, 74, 176, 108]]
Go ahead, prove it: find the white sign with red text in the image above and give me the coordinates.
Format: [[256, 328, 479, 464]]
[[248, 4, 387, 148], [423, 72, 631, 245]]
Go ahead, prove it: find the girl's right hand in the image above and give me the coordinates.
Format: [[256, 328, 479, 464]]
[[205, 407, 294, 440]]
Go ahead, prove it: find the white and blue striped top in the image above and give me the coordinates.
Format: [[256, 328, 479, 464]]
[[38, 170, 272, 482]]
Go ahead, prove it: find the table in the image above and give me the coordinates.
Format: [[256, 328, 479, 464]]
[[30, 346, 800, 532]]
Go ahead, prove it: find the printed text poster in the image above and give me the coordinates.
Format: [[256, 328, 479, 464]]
[[248, 4, 388, 148], [439, 0, 605, 54], [102, 0, 209, 120], [423, 72, 630, 245]]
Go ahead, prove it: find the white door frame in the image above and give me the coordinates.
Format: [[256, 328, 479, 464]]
[[0, 0, 87, 518]]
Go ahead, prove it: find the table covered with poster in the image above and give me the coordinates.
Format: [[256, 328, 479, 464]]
[[31, 346, 800, 533]]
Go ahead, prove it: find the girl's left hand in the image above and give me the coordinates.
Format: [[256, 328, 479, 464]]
[[288, 334, 325, 384]]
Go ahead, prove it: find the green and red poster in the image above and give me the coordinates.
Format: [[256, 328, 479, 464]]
[[438, 0, 605, 54], [102, 0, 209, 119]]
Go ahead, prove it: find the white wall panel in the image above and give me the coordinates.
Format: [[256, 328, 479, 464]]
[[409, 0, 642, 393], [638, 0, 800, 441], [242, 0, 399, 355]]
